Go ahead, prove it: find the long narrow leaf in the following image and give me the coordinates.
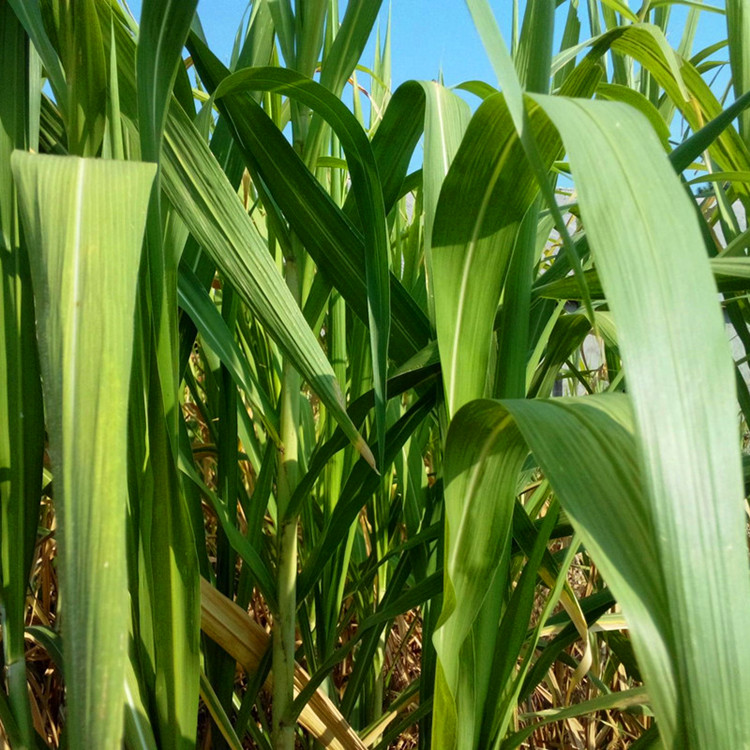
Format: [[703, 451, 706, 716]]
[[12, 151, 155, 750], [530, 91, 750, 748], [137, 0, 198, 162], [214, 66, 391, 467], [161, 104, 375, 469], [0, 8, 45, 746]]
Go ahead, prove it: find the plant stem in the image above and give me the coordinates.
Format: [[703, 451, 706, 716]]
[[273, 255, 301, 750]]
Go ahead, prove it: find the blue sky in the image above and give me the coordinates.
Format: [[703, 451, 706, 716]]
[[123, 1, 728, 99], [122, 0, 731, 151], [124, 1, 496, 85]]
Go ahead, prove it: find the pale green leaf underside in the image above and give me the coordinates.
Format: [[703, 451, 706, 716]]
[[11, 151, 155, 750], [434, 88, 750, 750], [530, 93, 750, 748]]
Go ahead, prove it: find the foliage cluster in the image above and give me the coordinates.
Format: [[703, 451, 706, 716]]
[[2, 0, 750, 749]]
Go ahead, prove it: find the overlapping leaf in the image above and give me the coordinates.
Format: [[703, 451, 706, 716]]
[[527, 91, 750, 747]]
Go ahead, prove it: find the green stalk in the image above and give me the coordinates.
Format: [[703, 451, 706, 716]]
[[324, 131, 347, 516], [497, 0, 554, 399], [316, 126, 352, 698], [0, 7, 43, 748], [273, 254, 302, 750], [133, 4, 202, 747], [271, 71, 308, 728], [367, 413, 400, 729], [217, 285, 240, 724], [272, 8, 327, 744]]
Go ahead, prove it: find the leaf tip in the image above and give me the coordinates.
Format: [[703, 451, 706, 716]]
[[356, 436, 379, 474]]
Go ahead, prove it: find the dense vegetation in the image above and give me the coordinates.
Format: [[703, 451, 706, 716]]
[[2, 0, 750, 748]]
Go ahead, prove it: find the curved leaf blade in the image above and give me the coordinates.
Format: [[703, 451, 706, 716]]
[[530, 91, 750, 748], [162, 104, 375, 469], [214, 66, 390, 466], [431, 94, 562, 415]]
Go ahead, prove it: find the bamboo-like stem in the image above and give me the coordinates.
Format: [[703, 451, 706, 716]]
[[273, 255, 301, 750], [272, 8, 323, 732], [273, 512, 299, 749]]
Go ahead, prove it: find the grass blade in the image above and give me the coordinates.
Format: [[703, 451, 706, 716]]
[[530, 91, 750, 748], [430, 94, 564, 414], [432, 402, 527, 748], [727, 0, 750, 142], [177, 264, 279, 441], [464, 0, 595, 321], [187, 36, 429, 363], [12, 151, 155, 750], [214, 66, 391, 465], [137, 0, 198, 162], [0, 7, 45, 746], [418, 81, 471, 328], [161, 104, 375, 469], [56, 0, 107, 156]]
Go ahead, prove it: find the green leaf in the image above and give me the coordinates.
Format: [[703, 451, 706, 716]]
[[178, 451, 278, 612], [504, 396, 676, 740], [199, 670, 245, 750], [5, 0, 67, 114], [214, 66, 391, 466], [0, 8, 45, 746], [304, 0, 385, 158], [464, 0, 595, 323], [433, 68, 750, 750], [186, 36, 430, 363], [267, 0, 294, 68], [137, 0, 198, 162], [434, 396, 662, 748], [727, 0, 750, 142], [529, 91, 750, 748], [30, 623, 162, 750], [161, 104, 375, 469], [298, 390, 436, 602], [596, 82, 671, 150], [670, 89, 750, 173], [55, 0, 108, 156], [177, 264, 279, 442], [586, 24, 750, 190], [432, 401, 527, 749], [515, 0, 555, 93], [417, 81, 472, 327], [124, 650, 159, 750], [430, 93, 562, 415], [11, 151, 155, 750], [535, 255, 750, 298]]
